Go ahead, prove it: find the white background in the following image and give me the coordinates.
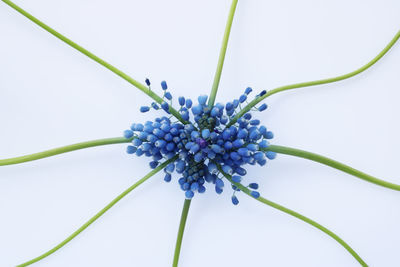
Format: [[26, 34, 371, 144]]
[[0, 0, 399, 266]]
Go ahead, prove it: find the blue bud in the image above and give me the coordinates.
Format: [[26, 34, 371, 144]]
[[178, 96, 185, 106], [190, 182, 199, 191], [221, 165, 233, 175], [215, 186, 223, 194], [185, 190, 194, 199], [190, 144, 200, 154], [149, 161, 159, 169], [145, 78, 151, 86], [124, 130, 134, 139], [164, 173, 172, 182], [151, 102, 160, 110], [259, 140, 269, 148], [165, 163, 175, 174], [126, 146, 137, 154], [232, 175, 242, 183], [211, 107, 219, 117], [202, 129, 211, 139], [161, 81, 168, 90], [260, 90, 267, 96], [140, 106, 150, 113], [232, 139, 245, 148], [186, 98, 193, 109], [249, 183, 259, 190], [211, 144, 223, 154], [266, 151, 277, 160], [198, 185, 206, 193], [237, 129, 248, 139], [258, 103, 268, 111], [192, 105, 202, 115], [231, 195, 239, 205], [198, 95, 208, 105], [208, 163, 218, 174], [251, 191, 260, 198], [164, 92, 172, 100], [233, 99, 239, 108], [132, 138, 142, 146], [226, 102, 234, 111], [245, 87, 253, 95], [265, 131, 274, 139], [161, 102, 170, 114], [250, 119, 260, 126], [238, 148, 250, 157], [235, 167, 246, 176], [239, 94, 247, 103]]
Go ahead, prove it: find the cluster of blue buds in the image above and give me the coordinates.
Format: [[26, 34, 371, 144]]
[[123, 80, 276, 205]]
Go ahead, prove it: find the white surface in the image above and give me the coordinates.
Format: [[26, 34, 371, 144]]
[[0, 0, 399, 266]]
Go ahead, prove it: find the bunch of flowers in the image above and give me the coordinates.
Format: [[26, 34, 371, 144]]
[[123, 82, 274, 202]]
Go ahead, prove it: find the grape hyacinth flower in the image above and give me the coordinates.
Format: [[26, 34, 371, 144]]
[[124, 84, 273, 202], [1, 1, 399, 267]]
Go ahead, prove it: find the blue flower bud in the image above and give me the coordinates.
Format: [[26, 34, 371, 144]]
[[145, 78, 151, 86], [258, 103, 268, 111], [231, 195, 239, 205], [232, 139, 245, 148], [140, 106, 150, 113], [215, 186, 223, 194], [192, 105, 202, 115], [237, 129, 248, 139], [265, 131, 274, 139], [149, 161, 159, 169], [198, 95, 208, 105], [124, 130, 134, 139], [126, 146, 137, 154], [238, 148, 250, 157], [190, 144, 200, 154], [190, 182, 199, 191], [161, 81, 168, 90], [186, 98, 193, 109], [245, 87, 253, 95], [251, 191, 260, 198], [221, 165, 233, 175], [198, 185, 206, 193], [178, 96, 185, 106], [164, 173, 172, 182], [239, 94, 247, 103], [249, 183, 259, 189], [164, 92, 172, 100], [185, 190, 194, 199], [211, 107, 219, 117], [161, 102, 170, 114], [211, 144, 223, 154], [233, 99, 239, 108], [260, 90, 267, 96], [151, 102, 160, 110], [250, 119, 260, 126], [232, 175, 242, 183], [266, 151, 277, 160], [225, 102, 234, 111], [208, 163, 218, 174]]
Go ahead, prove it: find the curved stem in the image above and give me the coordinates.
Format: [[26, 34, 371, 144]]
[[172, 199, 192, 267], [265, 145, 400, 191], [218, 168, 367, 267], [207, 0, 239, 108], [17, 156, 177, 267], [228, 29, 400, 126], [0, 137, 132, 166], [2, 0, 187, 124]]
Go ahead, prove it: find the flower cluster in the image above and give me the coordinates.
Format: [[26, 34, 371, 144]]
[[123, 80, 277, 204]]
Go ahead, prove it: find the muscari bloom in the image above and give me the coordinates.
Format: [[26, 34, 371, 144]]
[[124, 81, 275, 204]]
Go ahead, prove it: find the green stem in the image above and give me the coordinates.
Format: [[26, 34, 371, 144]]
[[218, 167, 367, 267], [2, 0, 187, 124], [265, 145, 400, 191], [207, 0, 239, 109], [172, 199, 192, 267], [228, 29, 400, 126], [0, 137, 132, 166], [17, 156, 177, 267]]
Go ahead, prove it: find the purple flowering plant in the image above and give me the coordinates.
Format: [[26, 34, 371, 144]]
[[1, 0, 399, 266]]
